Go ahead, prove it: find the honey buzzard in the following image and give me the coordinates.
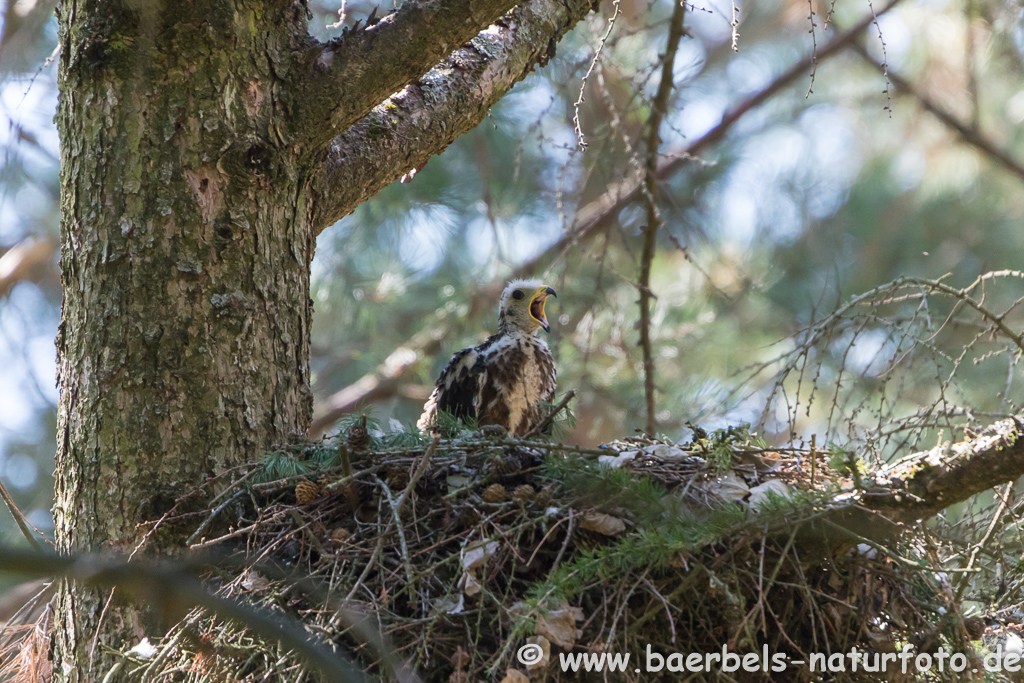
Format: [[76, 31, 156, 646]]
[[417, 280, 557, 436]]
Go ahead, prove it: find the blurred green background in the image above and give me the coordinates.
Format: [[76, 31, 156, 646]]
[[2, 0, 1023, 544]]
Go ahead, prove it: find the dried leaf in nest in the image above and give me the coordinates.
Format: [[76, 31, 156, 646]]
[[329, 527, 352, 548], [294, 479, 322, 505], [579, 511, 626, 536], [536, 601, 584, 649], [511, 484, 535, 503], [747, 479, 793, 510], [241, 570, 270, 591], [346, 420, 372, 454], [708, 471, 750, 503], [500, 670, 529, 683], [458, 570, 482, 596], [482, 483, 506, 504], [448, 669, 468, 683], [462, 540, 500, 571], [386, 464, 410, 489], [598, 450, 638, 468], [523, 635, 551, 672]]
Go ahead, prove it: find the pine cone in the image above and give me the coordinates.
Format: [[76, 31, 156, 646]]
[[295, 479, 322, 505], [346, 419, 372, 454], [329, 527, 352, 548], [453, 507, 480, 529], [386, 464, 410, 489], [533, 486, 554, 508], [488, 452, 522, 477], [964, 616, 986, 640], [481, 483, 506, 504], [511, 484, 535, 503]]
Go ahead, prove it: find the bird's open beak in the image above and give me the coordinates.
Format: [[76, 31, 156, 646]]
[[530, 286, 557, 333]]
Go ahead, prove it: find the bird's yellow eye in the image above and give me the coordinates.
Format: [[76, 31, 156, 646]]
[[512, 290, 524, 300]]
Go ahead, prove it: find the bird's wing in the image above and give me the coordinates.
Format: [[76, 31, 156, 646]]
[[417, 346, 482, 431]]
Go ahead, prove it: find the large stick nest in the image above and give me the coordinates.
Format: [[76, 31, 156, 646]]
[[72, 420, 1017, 683]]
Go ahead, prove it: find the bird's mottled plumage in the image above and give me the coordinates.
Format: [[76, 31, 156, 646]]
[[418, 280, 558, 435]]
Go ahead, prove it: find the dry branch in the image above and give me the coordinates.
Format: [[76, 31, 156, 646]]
[[0, 549, 369, 682], [638, 2, 686, 437]]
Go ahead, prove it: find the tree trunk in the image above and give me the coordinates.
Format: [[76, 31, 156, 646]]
[[50, 0, 596, 677], [53, 1, 313, 677]]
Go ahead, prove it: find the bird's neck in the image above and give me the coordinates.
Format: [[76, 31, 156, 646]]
[[498, 321, 537, 340]]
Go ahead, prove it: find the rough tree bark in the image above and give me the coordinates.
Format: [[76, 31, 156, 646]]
[[52, 0, 592, 678]]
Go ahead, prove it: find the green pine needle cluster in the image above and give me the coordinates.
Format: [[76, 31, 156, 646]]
[[692, 424, 768, 472], [258, 450, 316, 482], [423, 409, 480, 438]]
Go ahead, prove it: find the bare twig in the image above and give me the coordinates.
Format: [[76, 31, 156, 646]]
[[523, 390, 576, 438], [806, 0, 818, 96], [730, 0, 740, 52], [185, 490, 247, 547], [573, 0, 622, 150], [865, 0, 892, 115], [638, 2, 686, 437], [342, 436, 439, 604]]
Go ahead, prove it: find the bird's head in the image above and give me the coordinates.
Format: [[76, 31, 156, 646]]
[[498, 279, 557, 335]]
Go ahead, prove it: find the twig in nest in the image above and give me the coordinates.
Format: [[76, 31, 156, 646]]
[[186, 490, 247, 547], [341, 436, 440, 605], [373, 476, 417, 603], [288, 509, 327, 558], [523, 390, 576, 438]]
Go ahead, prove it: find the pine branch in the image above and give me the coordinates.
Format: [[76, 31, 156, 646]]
[[862, 417, 1024, 522]]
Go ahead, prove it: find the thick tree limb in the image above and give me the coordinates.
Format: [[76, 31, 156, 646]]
[[308, 0, 595, 233], [862, 418, 1024, 522], [295, 0, 524, 146]]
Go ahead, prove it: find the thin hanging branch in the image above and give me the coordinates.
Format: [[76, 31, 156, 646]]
[[638, 1, 686, 437], [851, 43, 1024, 184]]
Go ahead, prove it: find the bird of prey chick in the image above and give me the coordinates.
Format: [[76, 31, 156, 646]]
[[418, 280, 557, 436]]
